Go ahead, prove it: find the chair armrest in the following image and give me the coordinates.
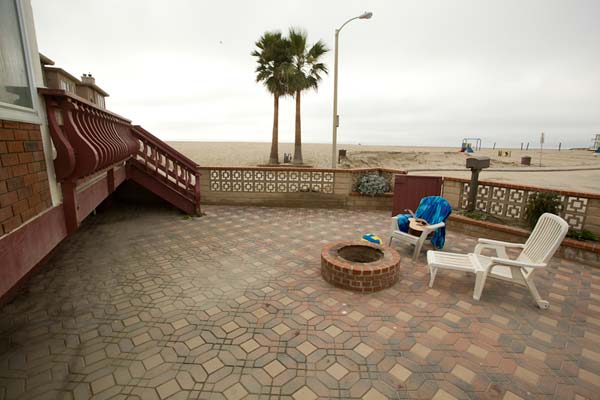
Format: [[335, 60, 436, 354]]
[[478, 238, 525, 248], [390, 216, 399, 232], [417, 221, 445, 240], [489, 257, 546, 269], [423, 221, 445, 232]]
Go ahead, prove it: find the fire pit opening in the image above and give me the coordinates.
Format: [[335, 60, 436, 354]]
[[338, 245, 384, 263]]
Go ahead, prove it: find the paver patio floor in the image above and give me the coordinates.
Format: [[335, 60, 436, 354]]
[[1, 204, 599, 399]]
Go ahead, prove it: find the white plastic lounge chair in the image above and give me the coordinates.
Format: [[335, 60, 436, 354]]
[[427, 213, 568, 309], [389, 216, 446, 260], [389, 196, 452, 261]]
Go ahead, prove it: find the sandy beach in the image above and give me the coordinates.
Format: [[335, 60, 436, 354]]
[[168, 142, 600, 193]]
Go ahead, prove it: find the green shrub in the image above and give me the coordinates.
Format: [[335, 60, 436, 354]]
[[525, 192, 561, 228], [356, 174, 390, 197], [567, 229, 598, 242], [463, 211, 487, 221]]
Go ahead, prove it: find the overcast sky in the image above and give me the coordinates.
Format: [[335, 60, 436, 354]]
[[31, 0, 599, 148]]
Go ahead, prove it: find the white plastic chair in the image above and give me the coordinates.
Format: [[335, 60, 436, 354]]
[[427, 213, 568, 309], [389, 217, 446, 260]]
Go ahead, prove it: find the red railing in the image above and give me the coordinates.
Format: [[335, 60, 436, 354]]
[[40, 89, 137, 182], [130, 125, 201, 211], [41, 89, 201, 215]]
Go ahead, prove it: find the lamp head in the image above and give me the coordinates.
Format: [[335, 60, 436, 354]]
[[359, 11, 373, 19]]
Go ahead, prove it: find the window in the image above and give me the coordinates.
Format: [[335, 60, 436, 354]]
[[59, 79, 74, 93], [96, 93, 105, 108], [0, 0, 33, 109]]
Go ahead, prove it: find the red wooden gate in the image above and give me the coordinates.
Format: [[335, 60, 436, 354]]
[[392, 175, 443, 216]]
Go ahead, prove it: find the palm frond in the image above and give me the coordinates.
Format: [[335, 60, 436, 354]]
[[307, 40, 329, 60], [284, 30, 329, 93], [288, 27, 308, 57], [252, 31, 293, 96]]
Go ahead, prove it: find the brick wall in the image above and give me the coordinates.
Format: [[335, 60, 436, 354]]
[[321, 241, 401, 292], [0, 119, 52, 236]]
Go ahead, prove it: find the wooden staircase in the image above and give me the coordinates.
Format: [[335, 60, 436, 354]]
[[41, 89, 202, 224], [128, 126, 201, 215]]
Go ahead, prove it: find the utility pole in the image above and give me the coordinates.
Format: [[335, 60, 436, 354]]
[[331, 12, 373, 168], [539, 132, 544, 167]]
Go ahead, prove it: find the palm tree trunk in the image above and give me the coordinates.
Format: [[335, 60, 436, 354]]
[[269, 94, 279, 164], [293, 90, 303, 164]]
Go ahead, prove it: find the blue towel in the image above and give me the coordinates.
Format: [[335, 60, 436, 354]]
[[396, 196, 452, 249]]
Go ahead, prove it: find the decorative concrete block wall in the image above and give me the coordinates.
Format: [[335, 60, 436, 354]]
[[199, 167, 402, 211], [442, 177, 600, 236], [0, 120, 52, 236]]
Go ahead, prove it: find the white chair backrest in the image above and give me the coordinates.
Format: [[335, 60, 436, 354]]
[[518, 213, 569, 264]]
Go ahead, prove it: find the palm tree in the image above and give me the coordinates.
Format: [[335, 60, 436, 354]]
[[288, 28, 329, 165], [252, 32, 293, 164]]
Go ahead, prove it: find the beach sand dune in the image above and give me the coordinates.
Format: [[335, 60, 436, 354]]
[[168, 141, 600, 193]]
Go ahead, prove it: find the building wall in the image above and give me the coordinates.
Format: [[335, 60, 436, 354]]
[[76, 85, 106, 108], [0, 0, 60, 207], [44, 69, 78, 94], [76, 85, 93, 103], [0, 119, 52, 236]]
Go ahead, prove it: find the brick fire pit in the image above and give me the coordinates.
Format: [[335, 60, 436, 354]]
[[321, 241, 401, 292]]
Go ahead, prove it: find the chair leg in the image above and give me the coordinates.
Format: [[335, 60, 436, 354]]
[[429, 266, 437, 288], [388, 236, 393, 246], [524, 275, 549, 310], [473, 271, 487, 301], [413, 240, 424, 261]]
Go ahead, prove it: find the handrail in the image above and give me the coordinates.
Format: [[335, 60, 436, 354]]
[[132, 125, 199, 171], [130, 126, 201, 211], [40, 89, 137, 181]]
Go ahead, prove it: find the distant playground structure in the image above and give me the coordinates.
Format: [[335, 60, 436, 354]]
[[460, 137, 481, 153], [592, 134, 600, 152]]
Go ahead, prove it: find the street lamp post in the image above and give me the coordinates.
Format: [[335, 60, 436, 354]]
[[331, 11, 373, 168]]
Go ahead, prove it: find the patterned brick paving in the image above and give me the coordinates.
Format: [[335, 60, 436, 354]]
[[0, 204, 599, 399]]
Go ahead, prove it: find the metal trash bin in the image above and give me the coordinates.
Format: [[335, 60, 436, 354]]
[[521, 156, 531, 165]]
